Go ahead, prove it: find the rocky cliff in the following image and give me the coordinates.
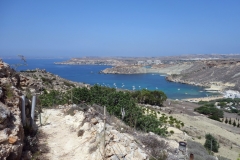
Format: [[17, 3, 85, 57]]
[[0, 60, 25, 159], [166, 60, 240, 91]]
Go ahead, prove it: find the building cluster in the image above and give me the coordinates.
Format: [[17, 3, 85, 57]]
[[223, 90, 240, 99], [137, 60, 162, 65]]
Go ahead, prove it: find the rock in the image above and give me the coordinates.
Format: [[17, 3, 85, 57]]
[[9, 136, 18, 144], [0, 103, 10, 123], [0, 131, 8, 143], [77, 129, 84, 137], [91, 118, 98, 125]]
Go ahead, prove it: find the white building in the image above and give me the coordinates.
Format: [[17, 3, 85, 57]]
[[224, 90, 240, 99]]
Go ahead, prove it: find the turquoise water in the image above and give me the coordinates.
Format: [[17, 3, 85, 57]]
[[3, 58, 217, 99]]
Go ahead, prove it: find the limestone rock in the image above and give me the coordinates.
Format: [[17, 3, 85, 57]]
[[77, 129, 84, 137], [91, 118, 98, 125], [0, 102, 10, 123], [0, 130, 8, 143], [0, 60, 25, 160]]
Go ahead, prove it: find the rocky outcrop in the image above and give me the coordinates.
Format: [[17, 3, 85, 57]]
[[61, 105, 149, 160], [0, 60, 25, 160], [20, 69, 88, 93]]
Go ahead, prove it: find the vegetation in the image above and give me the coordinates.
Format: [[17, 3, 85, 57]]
[[131, 89, 167, 106], [187, 140, 215, 160], [39, 85, 169, 136], [4, 83, 14, 99], [204, 134, 219, 152], [200, 98, 240, 115], [41, 77, 52, 84], [138, 135, 168, 160], [194, 103, 223, 121]]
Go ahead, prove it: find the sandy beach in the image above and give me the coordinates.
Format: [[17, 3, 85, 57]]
[[182, 95, 224, 102]]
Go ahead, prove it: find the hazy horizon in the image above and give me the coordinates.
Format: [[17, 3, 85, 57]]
[[1, 1, 240, 57]]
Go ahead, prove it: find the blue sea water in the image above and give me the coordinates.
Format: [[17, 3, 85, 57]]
[[3, 58, 217, 99]]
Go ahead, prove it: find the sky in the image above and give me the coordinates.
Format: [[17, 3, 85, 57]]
[[0, 0, 240, 58]]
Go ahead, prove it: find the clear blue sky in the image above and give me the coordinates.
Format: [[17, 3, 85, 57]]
[[0, 0, 240, 57]]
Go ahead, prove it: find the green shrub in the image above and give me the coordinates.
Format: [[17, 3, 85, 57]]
[[3, 83, 14, 99], [39, 85, 168, 136], [204, 134, 219, 152], [194, 103, 223, 121]]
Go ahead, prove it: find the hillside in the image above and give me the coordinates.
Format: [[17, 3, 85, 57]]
[[166, 60, 240, 91]]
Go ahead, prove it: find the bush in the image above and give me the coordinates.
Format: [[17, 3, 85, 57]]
[[138, 135, 168, 160], [131, 89, 167, 106], [187, 140, 220, 160], [204, 134, 219, 152], [39, 85, 168, 136], [194, 103, 223, 121], [3, 83, 14, 99]]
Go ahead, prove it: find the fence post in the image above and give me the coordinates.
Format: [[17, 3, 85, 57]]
[[103, 106, 106, 160], [190, 153, 194, 160], [31, 95, 36, 128], [21, 95, 26, 126]]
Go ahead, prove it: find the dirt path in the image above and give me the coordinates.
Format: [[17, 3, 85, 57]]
[[37, 109, 85, 160]]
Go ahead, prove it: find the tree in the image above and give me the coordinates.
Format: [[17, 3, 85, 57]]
[[229, 118, 232, 125], [225, 118, 228, 124], [233, 120, 236, 127], [204, 134, 219, 152]]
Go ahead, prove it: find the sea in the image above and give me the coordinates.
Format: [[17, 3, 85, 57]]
[[3, 58, 218, 100]]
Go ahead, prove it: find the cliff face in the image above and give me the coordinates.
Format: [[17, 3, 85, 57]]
[[0, 60, 25, 159], [166, 60, 240, 91]]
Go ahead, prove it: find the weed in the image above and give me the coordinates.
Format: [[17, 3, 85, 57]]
[[3, 83, 14, 99]]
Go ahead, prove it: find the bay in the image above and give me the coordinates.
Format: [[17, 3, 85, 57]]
[[3, 58, 217, 99]]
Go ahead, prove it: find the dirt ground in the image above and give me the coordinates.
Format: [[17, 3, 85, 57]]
[[161, 99, 240, 159], [36, 109, 84, 160]]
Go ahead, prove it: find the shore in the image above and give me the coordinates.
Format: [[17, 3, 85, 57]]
[[182, 95, 224, 102]]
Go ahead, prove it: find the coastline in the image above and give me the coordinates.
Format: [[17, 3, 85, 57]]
[[182, 95, 224, 102]]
